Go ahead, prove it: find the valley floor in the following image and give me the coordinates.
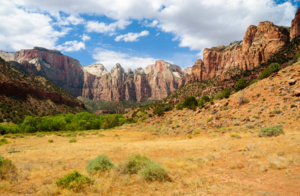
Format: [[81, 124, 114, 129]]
[[0, 126, 300, 196]]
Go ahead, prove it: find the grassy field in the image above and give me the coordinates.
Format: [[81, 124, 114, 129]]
[[0, 125, 300, 196]]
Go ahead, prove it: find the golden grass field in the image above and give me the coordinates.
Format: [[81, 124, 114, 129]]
[[0, 124, 300, 196]]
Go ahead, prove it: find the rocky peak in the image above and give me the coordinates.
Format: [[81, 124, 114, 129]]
[[133, 67, 145, 75], [126, 68, 132, 74], [183, 67, 192, 75], [111, 63, 124, 77], [83, 63, 108, 77], [33, 47, 62, 55], [291, 7, 300, 40]]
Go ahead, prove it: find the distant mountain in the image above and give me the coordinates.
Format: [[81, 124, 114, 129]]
[[0, 57, 86, 123]]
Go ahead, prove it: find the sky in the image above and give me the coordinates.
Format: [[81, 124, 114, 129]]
[[0, 0, 299, 72]]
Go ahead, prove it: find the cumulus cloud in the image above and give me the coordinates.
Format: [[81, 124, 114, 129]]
[[85, 20, 132, 33], [115, 30, 149, 42], [10, 0, 296, 55], [92, 48, 157, 71], [0, 0, 69, 51], [142, 20, 158, 27], [81, 34, 91, 41], [56, 40, 85, 52], [53, 14, 85, 26]]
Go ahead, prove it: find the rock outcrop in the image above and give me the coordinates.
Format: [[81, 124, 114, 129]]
[[291, 7, 300, 40], [187, 22, 290, 82], [0, 48, 184, 102]]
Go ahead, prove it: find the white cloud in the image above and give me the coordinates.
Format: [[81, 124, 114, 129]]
[[81, 34, 91, 41], [115, 30, 149, 42], [10, 0, 296, 55], [0, 0, 69, 51], [92, 48, 157, 71], [56, 40, 85, 52], [155, 33, 160, 36], [53, 14, 85, 26], [85, 20, 132, 33], [142, 20, 158, 27]]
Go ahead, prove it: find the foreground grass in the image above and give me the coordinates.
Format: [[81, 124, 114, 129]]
[[0, 127, 300, 195]]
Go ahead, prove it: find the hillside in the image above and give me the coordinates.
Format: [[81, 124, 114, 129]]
[[0, 57, 86, 123]]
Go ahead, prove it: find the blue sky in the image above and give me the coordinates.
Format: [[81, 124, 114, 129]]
[[0, 0, 299, 71]]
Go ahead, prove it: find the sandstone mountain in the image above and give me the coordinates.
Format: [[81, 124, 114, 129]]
[[0, 57, 86, 123], [186, 7, 300, 83]]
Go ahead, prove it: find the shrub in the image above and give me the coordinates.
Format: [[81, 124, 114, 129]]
[[121, 154, 152, 174], [0, 155, 17, 180], [0, 139, 9, 146], [235, 78, 248, 91], [230, 134, 241, 139], [183, 96, 198, 110], [138, 162, 169, 182], [192, 129, 200, 135], [86, 155, 114, 174], [206, 118, 212, 122], [258, 126, 284, 137], [176, 103, 184, 110], [215, 88, 231, 100], [269, 63, 281, 73], [259, 68, 272, 80], [55, 170, 90, 191], [69, 139, 77, 143], [291, 104, 296, 108], [153, 107, 164, 116], [293, 51, 300, 63], [187, 134, 192, 139], [237, 92, 249, 105], [48, 139, 53, 143], [98, 134, 105, 137]]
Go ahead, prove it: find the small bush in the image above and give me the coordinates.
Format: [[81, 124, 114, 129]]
[[86, 155, 114, 174], [259, 68, 272, 80], [237, 92, 249, 105], [138, 162, 169, 182], [187, 134, 192, 139], [269, 63, 281, 73], [36, 133, 45, 138], [153, 107, 164, 116], [192, 129, 200, 135], [293, 51, 300, 63], [55, 170, 90, 191], [48, 139, 53, 143], [230, 134, 241, 139], [183, 96, 198, 110], [206, 118, 212, 122], [0, 155, 17, 180], [0, 139, 9, 146], [258, 126, 284, 137], [69, 139, 77, 143], [215, 88, 231, 100], [176, 103, 184, 110], [291, 104, 296, 108], [98, 134, 105, 137], [235, 78, 248, 91], [121, 154, 152, 174]]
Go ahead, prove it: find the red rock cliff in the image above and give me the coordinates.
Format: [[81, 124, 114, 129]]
[[187, 21, 290, 82], [291, 7, 300, 40]]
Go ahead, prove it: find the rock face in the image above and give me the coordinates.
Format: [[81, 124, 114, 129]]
[[187, 22, 290, 82], [0, 47, 84, 97], [0, 48, 183, 102], [291, 7, 300, 40]]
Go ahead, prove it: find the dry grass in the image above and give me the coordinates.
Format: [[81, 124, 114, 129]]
[[0, 127, 300, 196]]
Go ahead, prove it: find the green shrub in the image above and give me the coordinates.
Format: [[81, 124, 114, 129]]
[[0, 139, 9, 146], [86, 155, 114, 174], [187, 134, 192, 139], [293, 51, 300, 63], [259, 68, 272, 80], [36, 133, 45, 138], [55, 170, 90, 191], [69, 139, 77, 143], [176, 103, 184, 110], [138, 162, 169, 182], [258, 126, 284, 137], [153, 107, 165, 116], [291, 104, 296, 108], [0, 155, 17, 180], [183, 96, 198, 110], [98, 134, 105, 137], [206, 118, 212, 122], [269, 63, 281, 73], [48, 139, 53, 143], [215, 88, 231, 100], [121, 154, 152, 174], [230, 134, 241, 139], [193, 129, 200, 135], [235, 78, 248, 91]]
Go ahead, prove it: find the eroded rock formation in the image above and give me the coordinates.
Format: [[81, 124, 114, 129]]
[[291, 7, 300, 40]]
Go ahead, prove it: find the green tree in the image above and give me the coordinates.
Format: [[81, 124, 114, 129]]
[[235, 78, 248, 91]]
